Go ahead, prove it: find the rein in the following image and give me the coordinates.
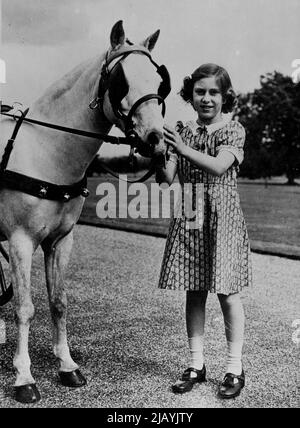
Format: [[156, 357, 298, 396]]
[[0, 110, 130, 146], [0, 107, 157, 184], [0, 45, 170, 185]]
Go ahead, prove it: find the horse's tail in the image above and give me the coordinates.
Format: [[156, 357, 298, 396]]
[[0, 244, 13, 306]]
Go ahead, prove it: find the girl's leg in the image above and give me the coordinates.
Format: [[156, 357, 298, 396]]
[[172, 290, 208, 393], [186, 290, 208, 370], [218, 292, 245, 375]]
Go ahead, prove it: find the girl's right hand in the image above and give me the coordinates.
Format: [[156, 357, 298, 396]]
[[163, 124, 186, 156]]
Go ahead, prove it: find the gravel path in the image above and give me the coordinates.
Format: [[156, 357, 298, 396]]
[[0, 225, 299, 408]]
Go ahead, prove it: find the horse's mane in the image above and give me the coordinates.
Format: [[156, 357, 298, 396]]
[[38, 40, 140, 104], [35, 55, 104, 105]]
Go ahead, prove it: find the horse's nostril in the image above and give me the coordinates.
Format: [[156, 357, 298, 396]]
[[148, 131, 163, 146]]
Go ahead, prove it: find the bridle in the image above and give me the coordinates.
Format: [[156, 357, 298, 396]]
[[89, 44, 171, 155]]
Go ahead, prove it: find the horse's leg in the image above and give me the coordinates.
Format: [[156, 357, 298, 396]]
[[9, 231, 41, 404], [42, 230, 86, 388]]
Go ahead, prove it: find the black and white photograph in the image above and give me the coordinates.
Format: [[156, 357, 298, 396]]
[[0, 0, 299, 411]]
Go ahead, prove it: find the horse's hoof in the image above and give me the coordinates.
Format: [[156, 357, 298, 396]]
[[15, 384, 41, 404], [59, 369, 87, 388]]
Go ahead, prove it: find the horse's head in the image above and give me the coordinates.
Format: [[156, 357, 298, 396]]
[[95, 21, 171, 159]]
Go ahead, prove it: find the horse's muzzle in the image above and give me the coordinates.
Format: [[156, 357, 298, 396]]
[[146, 130, 166, 158], [127, 129, 167, 159]]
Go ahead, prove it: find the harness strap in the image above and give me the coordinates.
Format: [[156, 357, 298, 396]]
[[0, 170, 89, 202], [126, 94, 166, 126], [0, 108, 29, 173], [0, 111, 129, 145], [1, 108, 158, 185], [104, 46, 152, 67]]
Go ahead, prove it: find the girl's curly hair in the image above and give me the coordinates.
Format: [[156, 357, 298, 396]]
[[179, 63, 237, 113]]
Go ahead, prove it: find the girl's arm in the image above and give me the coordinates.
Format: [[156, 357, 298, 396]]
[[155, 151, 178, 185], [163, 124, 235, 177]]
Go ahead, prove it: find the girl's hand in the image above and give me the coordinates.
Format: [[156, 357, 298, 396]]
[[163, 124, 186, 156]]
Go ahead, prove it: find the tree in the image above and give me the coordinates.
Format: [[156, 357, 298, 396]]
[[235, 72, 300, 184]]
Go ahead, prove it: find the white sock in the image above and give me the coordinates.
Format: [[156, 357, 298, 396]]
[[226, 340, 243, 375], [188, 337, 204, 370]]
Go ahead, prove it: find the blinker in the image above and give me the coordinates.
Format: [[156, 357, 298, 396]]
[[108, 63, 129, 118]]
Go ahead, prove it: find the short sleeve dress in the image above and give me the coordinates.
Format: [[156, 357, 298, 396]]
[[158, 117, 252, 295]]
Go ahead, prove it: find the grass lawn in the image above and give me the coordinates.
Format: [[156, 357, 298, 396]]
[[0, 226, 298, 408], [80, 176, 300, 250], [1, 178, 298, 408]]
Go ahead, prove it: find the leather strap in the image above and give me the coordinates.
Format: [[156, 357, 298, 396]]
[[0, 108, 29, 173], [0, 170, 89, 202], [1, 109, 157, 184], [104, 46, 153, 70], [1, 111, 129, 145], [126, 94, 165, 127]]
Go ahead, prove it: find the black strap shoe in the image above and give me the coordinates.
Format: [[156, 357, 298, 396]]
[[172, 365, 206, 394], [218, 370, 245, 399]]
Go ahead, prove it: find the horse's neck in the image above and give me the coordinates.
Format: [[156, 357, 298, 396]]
[[33, 55, 108, 131], [28, 54, 112, 183]]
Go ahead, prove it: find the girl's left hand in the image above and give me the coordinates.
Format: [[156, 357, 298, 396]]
[[163, 124, 186, 156]]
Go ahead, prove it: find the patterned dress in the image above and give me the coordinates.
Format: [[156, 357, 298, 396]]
[[158, 117, 252, 294]]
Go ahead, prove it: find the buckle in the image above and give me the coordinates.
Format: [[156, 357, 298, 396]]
[[89, 97, 101, 110]]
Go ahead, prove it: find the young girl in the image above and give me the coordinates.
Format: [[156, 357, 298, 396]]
[[156, 63, 252, 399]]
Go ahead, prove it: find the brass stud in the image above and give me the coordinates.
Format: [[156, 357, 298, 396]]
[[39, 187, 48, 198], [63, 193, 71, 202], [81, 188, 90, 198]]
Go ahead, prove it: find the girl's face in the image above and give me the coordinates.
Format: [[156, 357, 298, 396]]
[[192, 77, 223, 124]]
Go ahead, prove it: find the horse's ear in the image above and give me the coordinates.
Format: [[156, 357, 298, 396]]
[[141, 30, 160, 52], [110, 20, 126, 49]]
